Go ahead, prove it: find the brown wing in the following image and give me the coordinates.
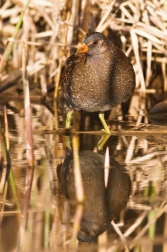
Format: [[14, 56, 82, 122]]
[[60, 54, 85, 109]]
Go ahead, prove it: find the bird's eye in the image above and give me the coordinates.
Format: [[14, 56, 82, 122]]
[[93, 40, 98, 44]]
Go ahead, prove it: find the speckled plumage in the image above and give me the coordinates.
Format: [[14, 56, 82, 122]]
[[61, 32, 135, 113]]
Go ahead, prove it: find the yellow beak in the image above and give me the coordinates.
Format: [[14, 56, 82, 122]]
[[76, 43, 88, 55]]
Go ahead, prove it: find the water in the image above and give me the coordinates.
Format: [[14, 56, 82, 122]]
[[0, 97, 167, 252]]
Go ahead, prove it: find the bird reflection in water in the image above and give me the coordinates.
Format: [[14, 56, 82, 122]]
[[57, 150, 131, 242]]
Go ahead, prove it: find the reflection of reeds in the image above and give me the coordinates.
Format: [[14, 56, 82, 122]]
[[18, 42, 35, 250], [0, 0, 167, 251], [70, 136, 84, 247], [0, 108, 10, 222]]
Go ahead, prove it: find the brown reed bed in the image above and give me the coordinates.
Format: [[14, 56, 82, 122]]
[[0, 1, 167, 252]]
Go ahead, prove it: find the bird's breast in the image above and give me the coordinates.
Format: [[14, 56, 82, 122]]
[[70, 56, 113, 111]]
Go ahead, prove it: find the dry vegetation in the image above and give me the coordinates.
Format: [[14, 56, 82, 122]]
[[0, 0, 167, 252], [0, 0, 167, 97]]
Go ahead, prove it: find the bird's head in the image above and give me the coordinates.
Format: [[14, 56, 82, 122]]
[[76, 32, 109, 56]]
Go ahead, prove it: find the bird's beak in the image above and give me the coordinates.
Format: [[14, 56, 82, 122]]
[[76, 43, 88, 55]]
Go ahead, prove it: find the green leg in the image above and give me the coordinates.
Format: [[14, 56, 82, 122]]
[[97, 134, 111, 150], [65, 110, 73, 129], [99, 112, 111, 134], [65, 110, 73, 149], [65, 136, 72, 149]]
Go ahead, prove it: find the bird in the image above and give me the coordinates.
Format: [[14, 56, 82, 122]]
[[61, 32, 136, 133], [57, 150, 131, 242]]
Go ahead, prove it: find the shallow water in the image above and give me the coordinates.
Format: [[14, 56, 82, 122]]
[[0, 98, 167, 252]]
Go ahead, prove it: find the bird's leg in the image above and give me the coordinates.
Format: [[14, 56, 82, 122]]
[[65, 110, 73, 129], [97, 134, 111, 150], [65, 110, 73, 149], [99, 112, 111, 134], [98, 112, 111, 149]]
